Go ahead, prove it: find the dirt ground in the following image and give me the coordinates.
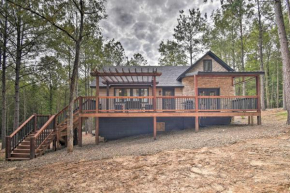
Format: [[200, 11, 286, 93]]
[[0, 109, 290, 192]]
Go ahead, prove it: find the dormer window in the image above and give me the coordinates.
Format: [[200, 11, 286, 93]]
[[203, 60, 212, 72]]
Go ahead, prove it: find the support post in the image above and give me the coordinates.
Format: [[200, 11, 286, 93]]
[[257, 116, 262, 125], [256, 75, 261, 112], [194, 75, 198, 112], [53, 138, 56, 151], [106, 82, 109, 110], [5, 136, 11, 159], [79, 97, 83, 114], [153, 76, 157, 112], [96, 76, 99, 113], [30, 136, 35, 159], [256, 75, 262, 125], [95, 117, 99, 144], [34, 114, 37, 132], [248, 116, 250, 125], [78, 117, 82, 147], [195, 116, 199, 132], [153, 116, 157, 140]]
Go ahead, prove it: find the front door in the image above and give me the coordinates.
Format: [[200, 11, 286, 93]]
[[162, 88, 175, 110], [198, 88, 220, 110]]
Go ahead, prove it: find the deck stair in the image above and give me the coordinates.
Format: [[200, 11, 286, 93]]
[[6, 97, 82, 161]]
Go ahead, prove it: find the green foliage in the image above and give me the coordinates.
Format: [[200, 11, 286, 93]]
[[173, 8, 206, 65], [158, 40, 187, 66], [128, 53, 148, 66]]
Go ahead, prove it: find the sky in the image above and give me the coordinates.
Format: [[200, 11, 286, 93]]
[[100, 0, 220, 66]]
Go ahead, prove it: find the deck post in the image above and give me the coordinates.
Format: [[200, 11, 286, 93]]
[[106, 82, 109, 110], [34, 114, 37, 132], [195, 116, 199, 132], [95, 117, 99, 144], [153, 76, 157, 112], [194, 75, 198, 112], [79, 97, 82, 114], [30, 136, 35, 159], [194, 75, 199, 132], [256, 75, 262, 125], [5, 136, 11, 159], [96, 76, 99, 113], [78, 117, 82, 147], [153, 116, 157, 140]]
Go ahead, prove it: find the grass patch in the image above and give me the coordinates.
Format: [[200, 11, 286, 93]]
[[276, 111, 287, 118]]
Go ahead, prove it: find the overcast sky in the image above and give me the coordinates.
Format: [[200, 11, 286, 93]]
[[100, 0, 220, 66]]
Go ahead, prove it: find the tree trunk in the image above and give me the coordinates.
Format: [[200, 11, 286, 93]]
[[274, 0, 290, 124], [239, 17, 246, 96], [13, 19, 22, 130], [67, 5, 84, 152], [257, 0, 266, 110], [1, 0, 8, 149], [277, 60, 279, 108]]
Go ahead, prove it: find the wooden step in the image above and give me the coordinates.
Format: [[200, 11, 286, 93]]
[[21, 141, 30, 145], [11, 153, 30, 158], [13, 149, 30, 153], [8, 157, 30, 161], [16, 145, 30, 149]]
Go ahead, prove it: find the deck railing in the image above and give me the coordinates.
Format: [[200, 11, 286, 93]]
[[79, 95, 259, 113], [6, 114, 50, 159]]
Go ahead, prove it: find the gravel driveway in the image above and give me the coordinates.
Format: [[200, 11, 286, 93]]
[[0, 109, 288, 169]]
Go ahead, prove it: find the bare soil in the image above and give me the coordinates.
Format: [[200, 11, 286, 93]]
[[0, 109, 290, 192]]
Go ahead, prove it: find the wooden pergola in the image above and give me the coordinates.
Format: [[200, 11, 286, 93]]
[[90, 67, 162, 143]]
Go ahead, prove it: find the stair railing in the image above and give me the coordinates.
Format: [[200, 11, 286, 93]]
[[6, 114, 49, 159], [31, 115, 56, 159], [55, 97, 80, 126]]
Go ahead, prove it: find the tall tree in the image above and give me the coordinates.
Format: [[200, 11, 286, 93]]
[[103, 39, 126, 66], [128, 53, 148, 66], [257, 0, 266, 110], [7, 0, 107, 152], [274, 0, 290, 124], [158, 40, 187, 66], [0, 0, 8, 149], [173, 9, 206, 66]]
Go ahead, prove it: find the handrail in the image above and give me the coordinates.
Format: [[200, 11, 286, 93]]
[[34, 115, 56, 138], [55, 96, 80, 117], [9, 114, 35, 137]]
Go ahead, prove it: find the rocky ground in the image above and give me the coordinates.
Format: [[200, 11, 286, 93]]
[[0, 109, 289, 192]]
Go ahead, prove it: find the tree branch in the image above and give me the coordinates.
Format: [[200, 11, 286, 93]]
[[6, 0, 77, 42]]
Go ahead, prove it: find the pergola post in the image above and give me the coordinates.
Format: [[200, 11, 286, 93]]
[[256, 75, 262, 125], [153, 76, 157, 112], [106, 82, 109, 110], [95, 76, 99, 144], [194, 75, 199, 132]]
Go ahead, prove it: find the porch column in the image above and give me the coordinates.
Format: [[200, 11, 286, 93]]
[[256, 75, 262, 125], [106, 82, 109, 110], [78, 117, 82, 147], [153, 76, 157, 112], [194, 75, 198, 113], [95, 76, 100, 144], [153, 116, 157, 140], [96, 76, 99, 113], [194, 75, 199, 132]]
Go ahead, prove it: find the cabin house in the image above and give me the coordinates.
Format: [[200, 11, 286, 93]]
[[87, 51, 263, 140], [6, 51, 264, 160]]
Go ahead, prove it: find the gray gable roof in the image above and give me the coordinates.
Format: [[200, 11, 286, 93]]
[[90, 51, 235, 88], [176, 51, 234, 81], [90, 66, 189, 88]]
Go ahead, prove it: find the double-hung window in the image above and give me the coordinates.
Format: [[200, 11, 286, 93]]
[[203, 60, 212, 72]]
